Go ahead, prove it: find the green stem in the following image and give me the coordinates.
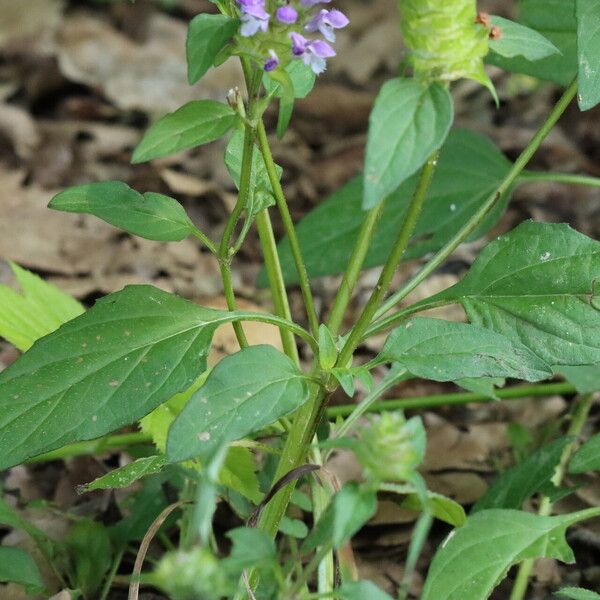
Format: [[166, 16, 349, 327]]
[[337, 150, 440, 367], [519, 170, 600, 188], [326, 382, 577, 419], [190, 228, 217, 255], [219, 262, 249, 348], [509, 392, 596, 600], [255, 210, 300, 362], [256, 120, 320, 338], [288, 544, 332, 598], [327, 202, 386, 336], [374, 78, 579, 321]]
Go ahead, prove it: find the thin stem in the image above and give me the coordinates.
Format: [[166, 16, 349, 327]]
[[100, 548, 125, 600], [256, 120, 320, 338], [255, 210, 300, 362], [337, 151, 440, 367], [190, 228, 218, 255], [519, 170, 600, 188], [374, 78, 579, 320], [288, 545, 332, 598], [327, 202, 386, 336], [219, 262, 249, 348], [326, 382, 577, 419], [509, 392, 597, 600]]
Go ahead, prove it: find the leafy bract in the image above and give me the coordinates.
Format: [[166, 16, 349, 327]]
[[378, 318, 551, 383], [576, 0, 600, 110], [472, 437, 571, 512], [422, 508, 600, 600], [166, 345, 310, 462], [363, 78, 453, 208], [569, 432, 600, 473], [0, 547, 45, 594], [132, 100, 238, 163], [0, 285, 257, 469], [0, 262, 84, 352], [487, 0, 577, 85], [268, 129, 512, 285], [49, 181, 196, 241], [489, 15, 560, 60], [186, 14, 239, 84], [427, 221, 600, 367]]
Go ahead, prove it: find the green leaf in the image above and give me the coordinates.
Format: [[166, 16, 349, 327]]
[[0, 262, 84, 352], [569, 432, 600, 473], [279, 517, 309, 539], [557, 587, 600, 600], [0, 547, 45, 594], [186, 14, 239, 84], [487, 0, 577, 85], [379, 317, 551, 383], [391, 486, 466, 527], [49, 181, 196, 242], [428, 221, 600, 368], [80, 455, 167, 493], [363, 78, 453, 208], [338, 580, 394, 600], [264, 67, 296, 139], [220, 446, 262, 504], [65, 519, 113, 598], [166, 345, 310, 463], [318, 324, 338, 370], [576, 0, 600, 110], [0, 285, 245, 469], [421, 507, 600, 600], [267, 129, 512, 285], [472, 437, 571, 512], [302, 483, 377, 553], [263, 60, 316, 99], [223, 527, 276, 573], [456, 376, 505, 399], [489, 15, 561, 60], [555, 365, 600, 393], [132, 100, 237, 163]]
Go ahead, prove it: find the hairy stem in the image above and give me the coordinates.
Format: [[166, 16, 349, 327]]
[[327, 202, 386, 336], [337, 150, 440, 367], [374, 78, 579, 320], [509, 392, 597, 600], [256, 120, 320, 338]]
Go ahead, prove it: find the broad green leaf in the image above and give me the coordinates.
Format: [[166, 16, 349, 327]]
[[266, 67, 296, 139], [302, 483, 377, 552], [0, 547, 45, 594], [457, 376, 505, 399], [220, 446, 262, 504], [0, 285, 251, 469], [487, 0, 577, 85], [576, 0, 600, 110], [80, 455, 167, 492], [489, 15, 560, 60], [422, 507, 600, 600], [555, 365, 600, 393], [49, 181, 196, 242], [268, 129, 512, 285], [186, 14, 239, 84], [378, 317, 552, 383], [472, 437, 571, 512], [569, 432, 600, 473], [363, 78, 453, 208], [0, 496, 50, 549], [279, 517, 309, 539], [391, 486, 466, 527], [166, 345, 310, 463], [132, 100, 237, 163], [557, 587, 600, 600], [263, 60, 316, 99], [427, 221, 600, 368], [0, 262, 84, 351], [222, 527, 276, 573], [338, 581, 394, 600]]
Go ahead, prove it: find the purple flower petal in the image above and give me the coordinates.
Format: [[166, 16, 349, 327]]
[[238, 0, 269, 19], [240, 13, 269, 36], [306, 8, 349, 42], [290, 31, 309, 56], [300, 0, 331, 5], [326, 9, 349, 28], [276, 6, 298, 24], [308, 39, 336, 58], [264, 49, 280, 71]]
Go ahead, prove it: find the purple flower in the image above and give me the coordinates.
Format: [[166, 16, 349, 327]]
[[289, 32, 335, 74], [300, 0, 331, 6], [264, 50, 280, 71], [306, 9, 349, 42], [276, 5, 298, 25], [238, 0, 270, 36]]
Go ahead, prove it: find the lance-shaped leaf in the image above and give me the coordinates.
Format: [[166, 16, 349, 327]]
[[49, 181, 196, 241], [557, 587, 600, 600], [80, 455, 167, 493], [186, 14, 239, 85], [363, 78, 453, 208], [426, 221, 600, 367], [488, 16, 560, 61], [569, 432, 600, 474], [0, 547, 45, 595], [132, 100, 238, 163], [267, 129, 513, 285], [166, 345, 310, 463], [0, 285, 253, 470], [378, 318, 552, 383], [422, 507, 600, 600], [576, 0, 600, 110]]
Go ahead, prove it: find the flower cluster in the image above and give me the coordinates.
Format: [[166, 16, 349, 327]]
[[236, 0, 349, 74]]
